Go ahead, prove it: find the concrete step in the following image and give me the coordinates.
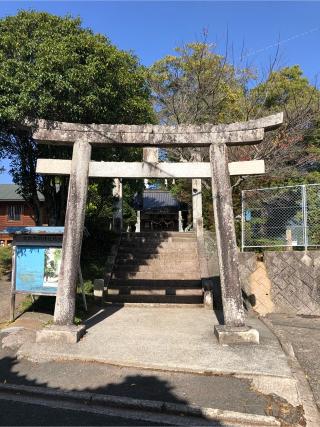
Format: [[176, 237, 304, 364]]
[[118, 243, 198, 251], [110, 231, 201, 305], [117, 248, 197, 256], [113, 264, 199, 273], [112, 271, 201, 280], [123, 232, 196, 239], [112, 270, 201, 280], [115, 259, 199, 267], [105, 294, 204, 304], [120, 237, 197, 244], [104, 302, 204, 308], [107, 289, 203, 296], [108, 279, 202, 289], [116, 253, 197, 261]]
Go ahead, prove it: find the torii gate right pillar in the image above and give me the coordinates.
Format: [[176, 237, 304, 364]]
[[210, 142, 259, 344]]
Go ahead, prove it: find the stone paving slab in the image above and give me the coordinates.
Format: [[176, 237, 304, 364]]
[[18, 307, 292, 380]]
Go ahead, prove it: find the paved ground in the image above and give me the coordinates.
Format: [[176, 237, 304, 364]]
[[18, 306, 293, 379], [267, 313, 320, 411], [0, 309, 307, 425], [0, 340, 270, 415], [0, 278, 24, 324]]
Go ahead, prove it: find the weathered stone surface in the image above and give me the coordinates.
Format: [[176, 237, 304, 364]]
[[36, 159, 266, 178], [31, 112, 283, 331], [32, 127, 266, 146], [214, 325, 260, 344], [112, 178, 123, 232], [36, 324, 86, 344], [210, 142, 245, 327], [29, 112, 283, 142], [53, 140, 91, 325], [192, 178, 202, 230], [143, 147, 159, 162]]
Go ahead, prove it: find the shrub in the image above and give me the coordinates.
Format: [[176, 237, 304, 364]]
[[0, 246, 12, 278]]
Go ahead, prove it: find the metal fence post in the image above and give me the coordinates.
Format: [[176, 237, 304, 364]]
[[302, 184, 308, 251]]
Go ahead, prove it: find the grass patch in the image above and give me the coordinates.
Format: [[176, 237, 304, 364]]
[[18, 286, 98, 325]]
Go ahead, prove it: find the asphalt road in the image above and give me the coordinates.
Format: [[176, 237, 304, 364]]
[[0, 398, 163, 426], [267, 313, 320, 410], [0, 344, 268, 416]]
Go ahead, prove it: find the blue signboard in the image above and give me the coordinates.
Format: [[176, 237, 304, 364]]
[[9, 226, 87, 322], [15, 246, 62, 294], [11, 227, 64, 296]]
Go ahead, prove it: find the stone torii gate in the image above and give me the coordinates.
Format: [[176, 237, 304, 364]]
[[31, 112, 283, 344]]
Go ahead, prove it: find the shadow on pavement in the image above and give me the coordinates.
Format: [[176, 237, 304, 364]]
[[0, 350, 225, 426]]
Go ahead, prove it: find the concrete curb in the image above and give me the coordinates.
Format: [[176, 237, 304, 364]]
[[16, 346, 293, 379], [0, 383, 280, 426], [260, 316, 320, 427]]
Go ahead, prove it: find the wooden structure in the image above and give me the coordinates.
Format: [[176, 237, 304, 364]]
[[0, 184, 47, 245], [134, 189, 187, 232], [29, 112, 283, 342]]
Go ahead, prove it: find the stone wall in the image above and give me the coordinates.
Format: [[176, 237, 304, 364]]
[[239, 251, 320, 316]]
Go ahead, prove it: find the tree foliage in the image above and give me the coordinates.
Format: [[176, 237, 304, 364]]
[[149, 42, 320, 229], [0, 11, 155, 224]]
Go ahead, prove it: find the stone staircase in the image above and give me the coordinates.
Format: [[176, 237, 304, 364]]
[[105, 232, 203, 305]]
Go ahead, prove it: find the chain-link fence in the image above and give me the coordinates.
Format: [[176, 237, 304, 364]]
[[241, 184, 320, 250]]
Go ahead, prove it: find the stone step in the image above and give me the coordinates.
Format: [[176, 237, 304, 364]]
[[115, 256, 199, 268], [117, 248, 197, 256], [104, 302, 204, 308], [109, 232, 201, 305], [118, 243, 198, 251], [107, 289, 203, 296], [105, 294, 204, 304], [113, 264, 199, 273], [116, 253, 197, 261], [112, 271, 201, 280], [120, 237, 197, 244], [108, 279, 202, 289], [123, 232, 196, 238]]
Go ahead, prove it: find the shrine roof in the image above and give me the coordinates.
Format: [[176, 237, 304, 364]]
[[135, 190, 185, 211]]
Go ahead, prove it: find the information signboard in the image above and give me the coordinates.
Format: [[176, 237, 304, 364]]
[[9, 227, 63, 320], [12, 227, 64, 296], [9, 227, 87, 321], [15, 246, 62, 295]]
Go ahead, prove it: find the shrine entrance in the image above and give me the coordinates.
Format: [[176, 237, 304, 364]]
[[29, 112, 283, 344], [133, 189, 188, 232]]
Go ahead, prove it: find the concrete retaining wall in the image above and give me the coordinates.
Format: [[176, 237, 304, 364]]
[[239, 251, 320, 316], [199, 232, 320, 316]]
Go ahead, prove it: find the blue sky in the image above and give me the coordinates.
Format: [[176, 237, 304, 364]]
[[1, 1, 320, 183]]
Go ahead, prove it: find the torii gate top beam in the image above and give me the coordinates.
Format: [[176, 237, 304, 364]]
[[28, 112, 283, 147]]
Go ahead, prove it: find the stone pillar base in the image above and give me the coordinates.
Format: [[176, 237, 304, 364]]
[[36, 324, 86, 344], [214, 325, 259, 345]]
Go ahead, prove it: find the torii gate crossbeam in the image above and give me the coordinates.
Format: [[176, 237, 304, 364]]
[[29, 112, 283, 345]]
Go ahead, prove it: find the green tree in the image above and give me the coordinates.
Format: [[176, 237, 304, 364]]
[[148, 42, 251, 229], [243, 65, 320, 180], [149, 42, 320, 230], [0, 11, 155, 224]]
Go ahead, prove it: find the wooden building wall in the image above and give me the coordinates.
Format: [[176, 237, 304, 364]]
[[0, 202, 48, 245], [0, 202, 37, 228]]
